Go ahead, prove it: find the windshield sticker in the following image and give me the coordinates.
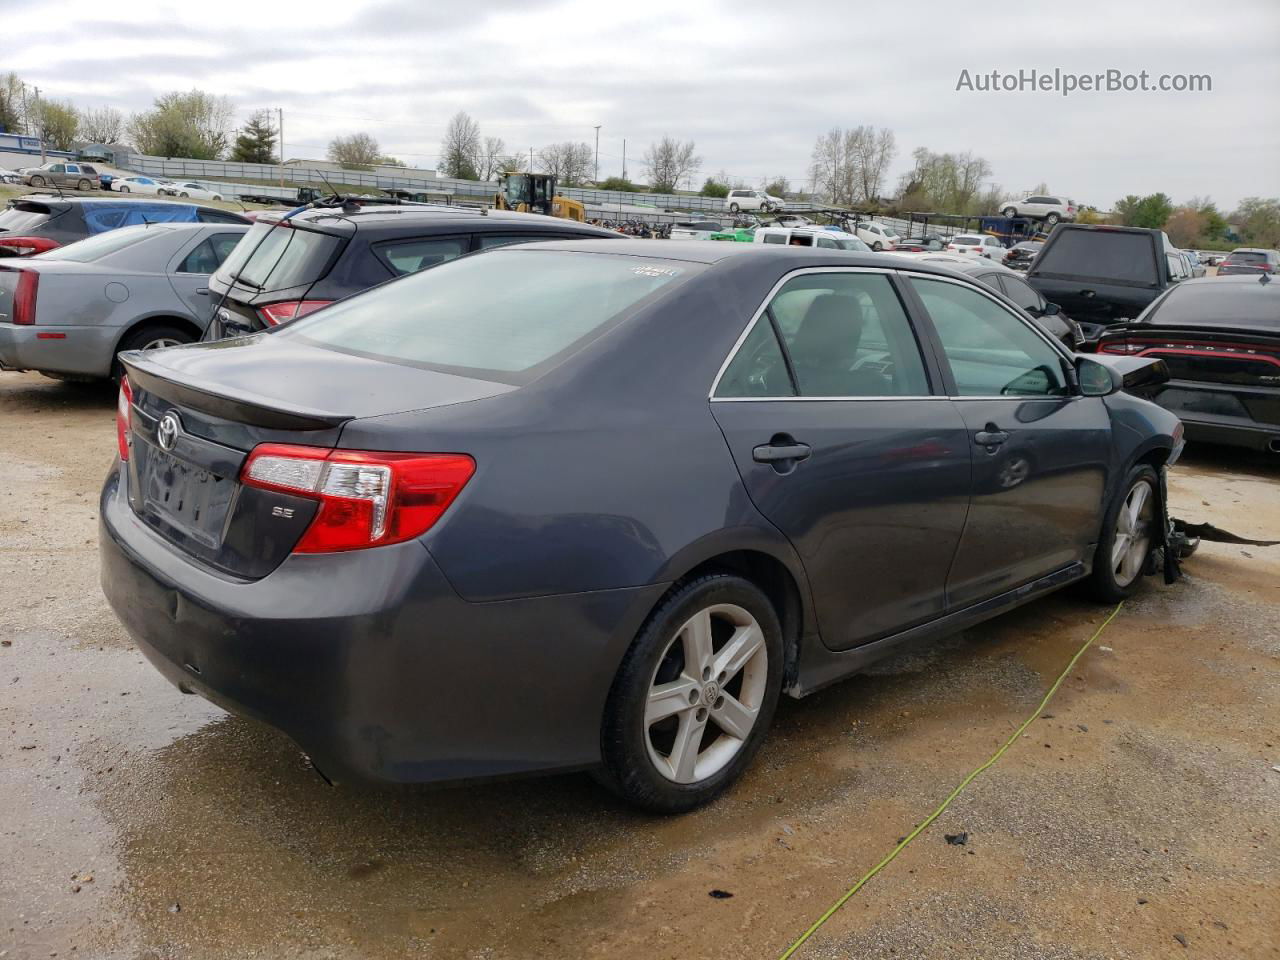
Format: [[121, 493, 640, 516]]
[[632, 265, 680, 278]]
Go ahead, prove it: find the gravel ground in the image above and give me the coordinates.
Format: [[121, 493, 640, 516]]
[[0, 371, 1277, 960]]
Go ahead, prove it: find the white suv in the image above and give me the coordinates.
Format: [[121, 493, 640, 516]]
[[724, 188, 784, 213], [1000, 195, 1076, 225], [946, 234, 1004, 259]]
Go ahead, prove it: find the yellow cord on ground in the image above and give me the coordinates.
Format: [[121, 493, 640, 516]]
[[777, 602, 1125, 960]]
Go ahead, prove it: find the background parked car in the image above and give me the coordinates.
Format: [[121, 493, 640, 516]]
[[1180, 250, 1206, 279], [100, 240, 1180, 814], [851, 220, 899, 251], [894, 235, 945, 252], [1003, 240, 1043, 271], [203, 204, 620, 338], [946, 234, 1004, 259], [999, 195, 1077, 225], [0, 196, 249, 257], [1025, 224, 1184, 326], [21, 161, 100, 191], [1216, 248, 1279, 276], [725, 189, 784, 213], [161, 181, 225, 201], [753, 226, 870, 251], [111, 176, 169, 196], [668, 220, 726, 241], [0, 167, 23, 184], [1095, 275, 1279, 452], [0, 222, 249, 380]]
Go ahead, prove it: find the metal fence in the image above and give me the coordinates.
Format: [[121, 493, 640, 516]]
[[124, 154, 817, 215]]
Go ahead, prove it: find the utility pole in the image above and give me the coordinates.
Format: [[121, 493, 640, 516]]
[[529, 147, 534, 173], [34, 85, 45, 162], [277, 107, 285, 187], [622, 139, 626, 182], [593, 125, 601, 184]]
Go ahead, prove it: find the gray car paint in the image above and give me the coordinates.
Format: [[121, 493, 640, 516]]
[[0, 222, 248, 378], [100, 240, 1182, 787]]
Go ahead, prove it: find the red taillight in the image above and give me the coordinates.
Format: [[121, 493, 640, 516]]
[[116, 376, 132, 461], [0, 236, 60, 256], [4, 267, 40, 325], [241, 443, 475, 553], [257, 300, 333, 326]]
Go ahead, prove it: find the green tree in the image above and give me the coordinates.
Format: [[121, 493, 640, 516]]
[[1, 73, 27, 135], [763, 178, 789, 199], [377, 155, 407, 167], [1232, 197, 1280, 249], [700, 177, 729, 198], [1187, 197, 1228, 242], [1114, 192, 1173, 229], [129, 90, 232, 159], [229, 110, 278, 164], [30, 99, 79, 150]]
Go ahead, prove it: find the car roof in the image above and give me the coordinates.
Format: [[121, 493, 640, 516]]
[[502, 239, 992, 280], [274, 205, 619, 236]]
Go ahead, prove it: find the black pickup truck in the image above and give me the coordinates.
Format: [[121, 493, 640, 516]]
[[1026, 224, 1185, 332]]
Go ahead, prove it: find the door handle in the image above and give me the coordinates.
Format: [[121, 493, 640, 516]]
[[753, 442, 811, 463], [974, 429, 1009, 447], [195, 287, 209, 296]]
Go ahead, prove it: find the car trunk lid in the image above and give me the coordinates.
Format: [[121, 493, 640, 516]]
[[119, 336, 513, 578]]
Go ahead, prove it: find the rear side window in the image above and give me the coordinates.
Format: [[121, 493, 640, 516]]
[[762, 233, 785, 244], [1033, 230, 1158, 285], [715, 316, 794, 398], [196, 208, 246, 224], [474, 233, 560, 251], [1229, 251, 1269, 264], [742, 272, 930, 398], [281, 251, 697, 382], [375, 236, 468, 275], [217, 222, 342, 292], [177, 233, 244, 274]]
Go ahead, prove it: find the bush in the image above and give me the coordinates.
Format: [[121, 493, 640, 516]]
[[700, 178, 729, 198], [597, 176, 642, 193]]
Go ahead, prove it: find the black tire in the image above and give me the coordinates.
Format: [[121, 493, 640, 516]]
[[113, 324, 194, 379], [77, 179, 91, 191], [1046, 213, 1061, 225], [1087, 464, 1159, 602], [30, 175, 45, 187], [729, 202, 740, 213], [1002, 206, 1017, 218], [179, 191, 189, 197], [872, 241, 884, 251], [597, 573, 784, 813], [117, 185, 130, 192]]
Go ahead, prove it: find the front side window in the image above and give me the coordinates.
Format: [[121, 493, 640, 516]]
[[998, 274, 1043, 312], [911, 277, 1068, 397], [717, 272, 929, 399]]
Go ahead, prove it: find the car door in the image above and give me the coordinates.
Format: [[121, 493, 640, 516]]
[[168, 230, 245, 322], [904, 273, 1112, 607], [710, 268, 972, 649]]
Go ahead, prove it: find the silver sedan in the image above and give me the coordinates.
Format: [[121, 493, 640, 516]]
[[0, 222, 247, 380]]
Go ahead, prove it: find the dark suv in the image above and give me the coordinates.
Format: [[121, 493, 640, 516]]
[[0, 195, 250, 257], [203, 205, 621, 338], [1026, 224, 1184, 327]]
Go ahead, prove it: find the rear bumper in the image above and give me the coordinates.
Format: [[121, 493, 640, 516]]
[[0, 322, 117, 377], [1180, 418, 1279, 452], [99, 465, 668, 785], [1150, 380, 1279, 452]]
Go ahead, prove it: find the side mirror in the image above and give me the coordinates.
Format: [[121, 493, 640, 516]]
[[1040, 302, 1061, 316], [1076, 357, 1121, 397]]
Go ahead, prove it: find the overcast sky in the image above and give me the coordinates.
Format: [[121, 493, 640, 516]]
[[7, 0, 1278, 210]]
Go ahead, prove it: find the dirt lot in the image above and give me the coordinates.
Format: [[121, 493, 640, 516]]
[[1, 371, 1277, 960]]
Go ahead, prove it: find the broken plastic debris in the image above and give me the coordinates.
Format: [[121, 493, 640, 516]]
[[944, 832, 968, 846]]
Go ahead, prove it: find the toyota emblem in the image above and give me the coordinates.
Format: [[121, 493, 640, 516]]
[[157, 411, 182, 451]]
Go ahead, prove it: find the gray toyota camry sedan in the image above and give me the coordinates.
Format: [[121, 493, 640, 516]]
[[100, 240, 1182, 812]]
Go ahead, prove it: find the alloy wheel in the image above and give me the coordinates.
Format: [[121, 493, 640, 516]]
[[1111, 479, 1154, 587], [644, 603, 768, 784], [141, 337, 181, 350]]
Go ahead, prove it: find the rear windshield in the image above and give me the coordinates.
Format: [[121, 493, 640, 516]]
[[1228, 251, 1269, 264], [215, 221, 341, 292], [954, 236, 982, 244], [1145, 281, 1279, 328], [0, 204, 56, 233], [38, 224, 167, 262], [280, 250, 699, 383], [1032, 229, 1158, 285]]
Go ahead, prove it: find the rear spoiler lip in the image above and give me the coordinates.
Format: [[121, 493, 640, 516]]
[[121, 351, 348, 431], [1099, 322, 1280, 345]]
